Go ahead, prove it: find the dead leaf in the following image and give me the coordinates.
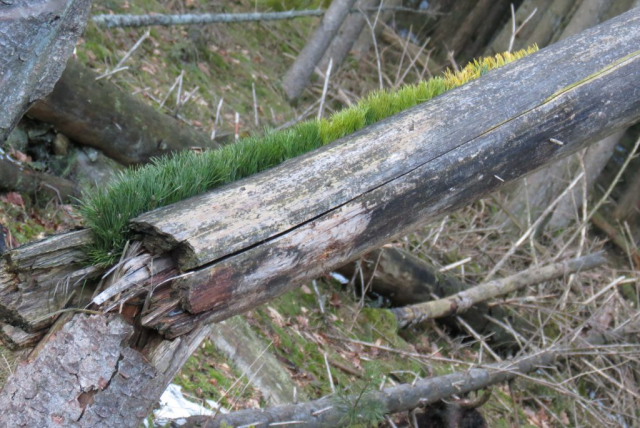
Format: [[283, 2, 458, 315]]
[[329, 292, 341, 307], [4, 192, 24, 207], [300, 284, 312, 294], [267, 306, 285, 328]]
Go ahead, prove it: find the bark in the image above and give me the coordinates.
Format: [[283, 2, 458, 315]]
[[0, 0, 92, 143], [28, 59, 223, 166], [179, 318, 640, 428], [317, 0, 380, 73], [0, 156, 80, 201], [129, 9, 640, 337], [0, 314, 209, 428], [282, 0, 359, 101], [502, 1, 636, 230], [391, 253, 606, 328]]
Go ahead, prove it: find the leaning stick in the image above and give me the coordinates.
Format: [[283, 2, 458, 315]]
[[392, 253, 607, 328]]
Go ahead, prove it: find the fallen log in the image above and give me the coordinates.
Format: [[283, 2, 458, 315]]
[[391, 253, 606, 328], [28, 59, 223, 166], [2, 11, 640, 428], [0, 155, 80, 202], [178, 318, 640, 428], [131, 9, 640, 337]]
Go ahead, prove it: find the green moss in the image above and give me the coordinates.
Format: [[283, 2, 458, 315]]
[[79, 47, 538, 266]]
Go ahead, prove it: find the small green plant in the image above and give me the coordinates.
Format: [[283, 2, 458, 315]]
[[79, 46, 538, 266]]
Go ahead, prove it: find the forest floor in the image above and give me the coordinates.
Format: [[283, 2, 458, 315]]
[[1, 0, 639, 427]]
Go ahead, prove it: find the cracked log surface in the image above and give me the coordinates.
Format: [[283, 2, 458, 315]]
[[131, 8, 640, 337], [0, 0, 91, 143]]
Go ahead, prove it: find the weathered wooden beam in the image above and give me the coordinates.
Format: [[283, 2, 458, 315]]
[[130, 9, 640, 337], [0, 0, 92, 143]]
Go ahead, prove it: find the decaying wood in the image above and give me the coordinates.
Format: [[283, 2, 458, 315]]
[[0, 314, 209, 427], [28, 59, 224, 166], [179, 318, 640, 428], [0, 229, 96, 332], [392, 253, 606, 328], [0, 0, 92, 143], [127, 9, 640, 337], [282, 0, 358, 101], [0, 155, 80, 201]]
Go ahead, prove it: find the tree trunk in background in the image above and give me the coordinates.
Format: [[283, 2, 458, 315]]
[[447, 0, 507, 62], [349, 0, 404, 63], [485, 0, 556, 55], [428, 1, 477, 53], [456, 0, 512, 63], [497, 0, 638, 230], [515, 0, 578, 50], [282, 0, 358, 102], [28, 59, 223, 166], [317, 0, 380, 73]]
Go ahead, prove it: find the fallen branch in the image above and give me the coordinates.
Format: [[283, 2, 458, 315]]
[[392, 253, 607, 328], [92, 7, 433, 28], [178, 318, 639, 428]]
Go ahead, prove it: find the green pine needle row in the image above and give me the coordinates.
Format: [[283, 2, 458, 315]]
[[80, 46, 538, 266]]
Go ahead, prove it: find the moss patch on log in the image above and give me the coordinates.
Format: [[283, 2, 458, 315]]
[[79, 47, 538, 266]]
